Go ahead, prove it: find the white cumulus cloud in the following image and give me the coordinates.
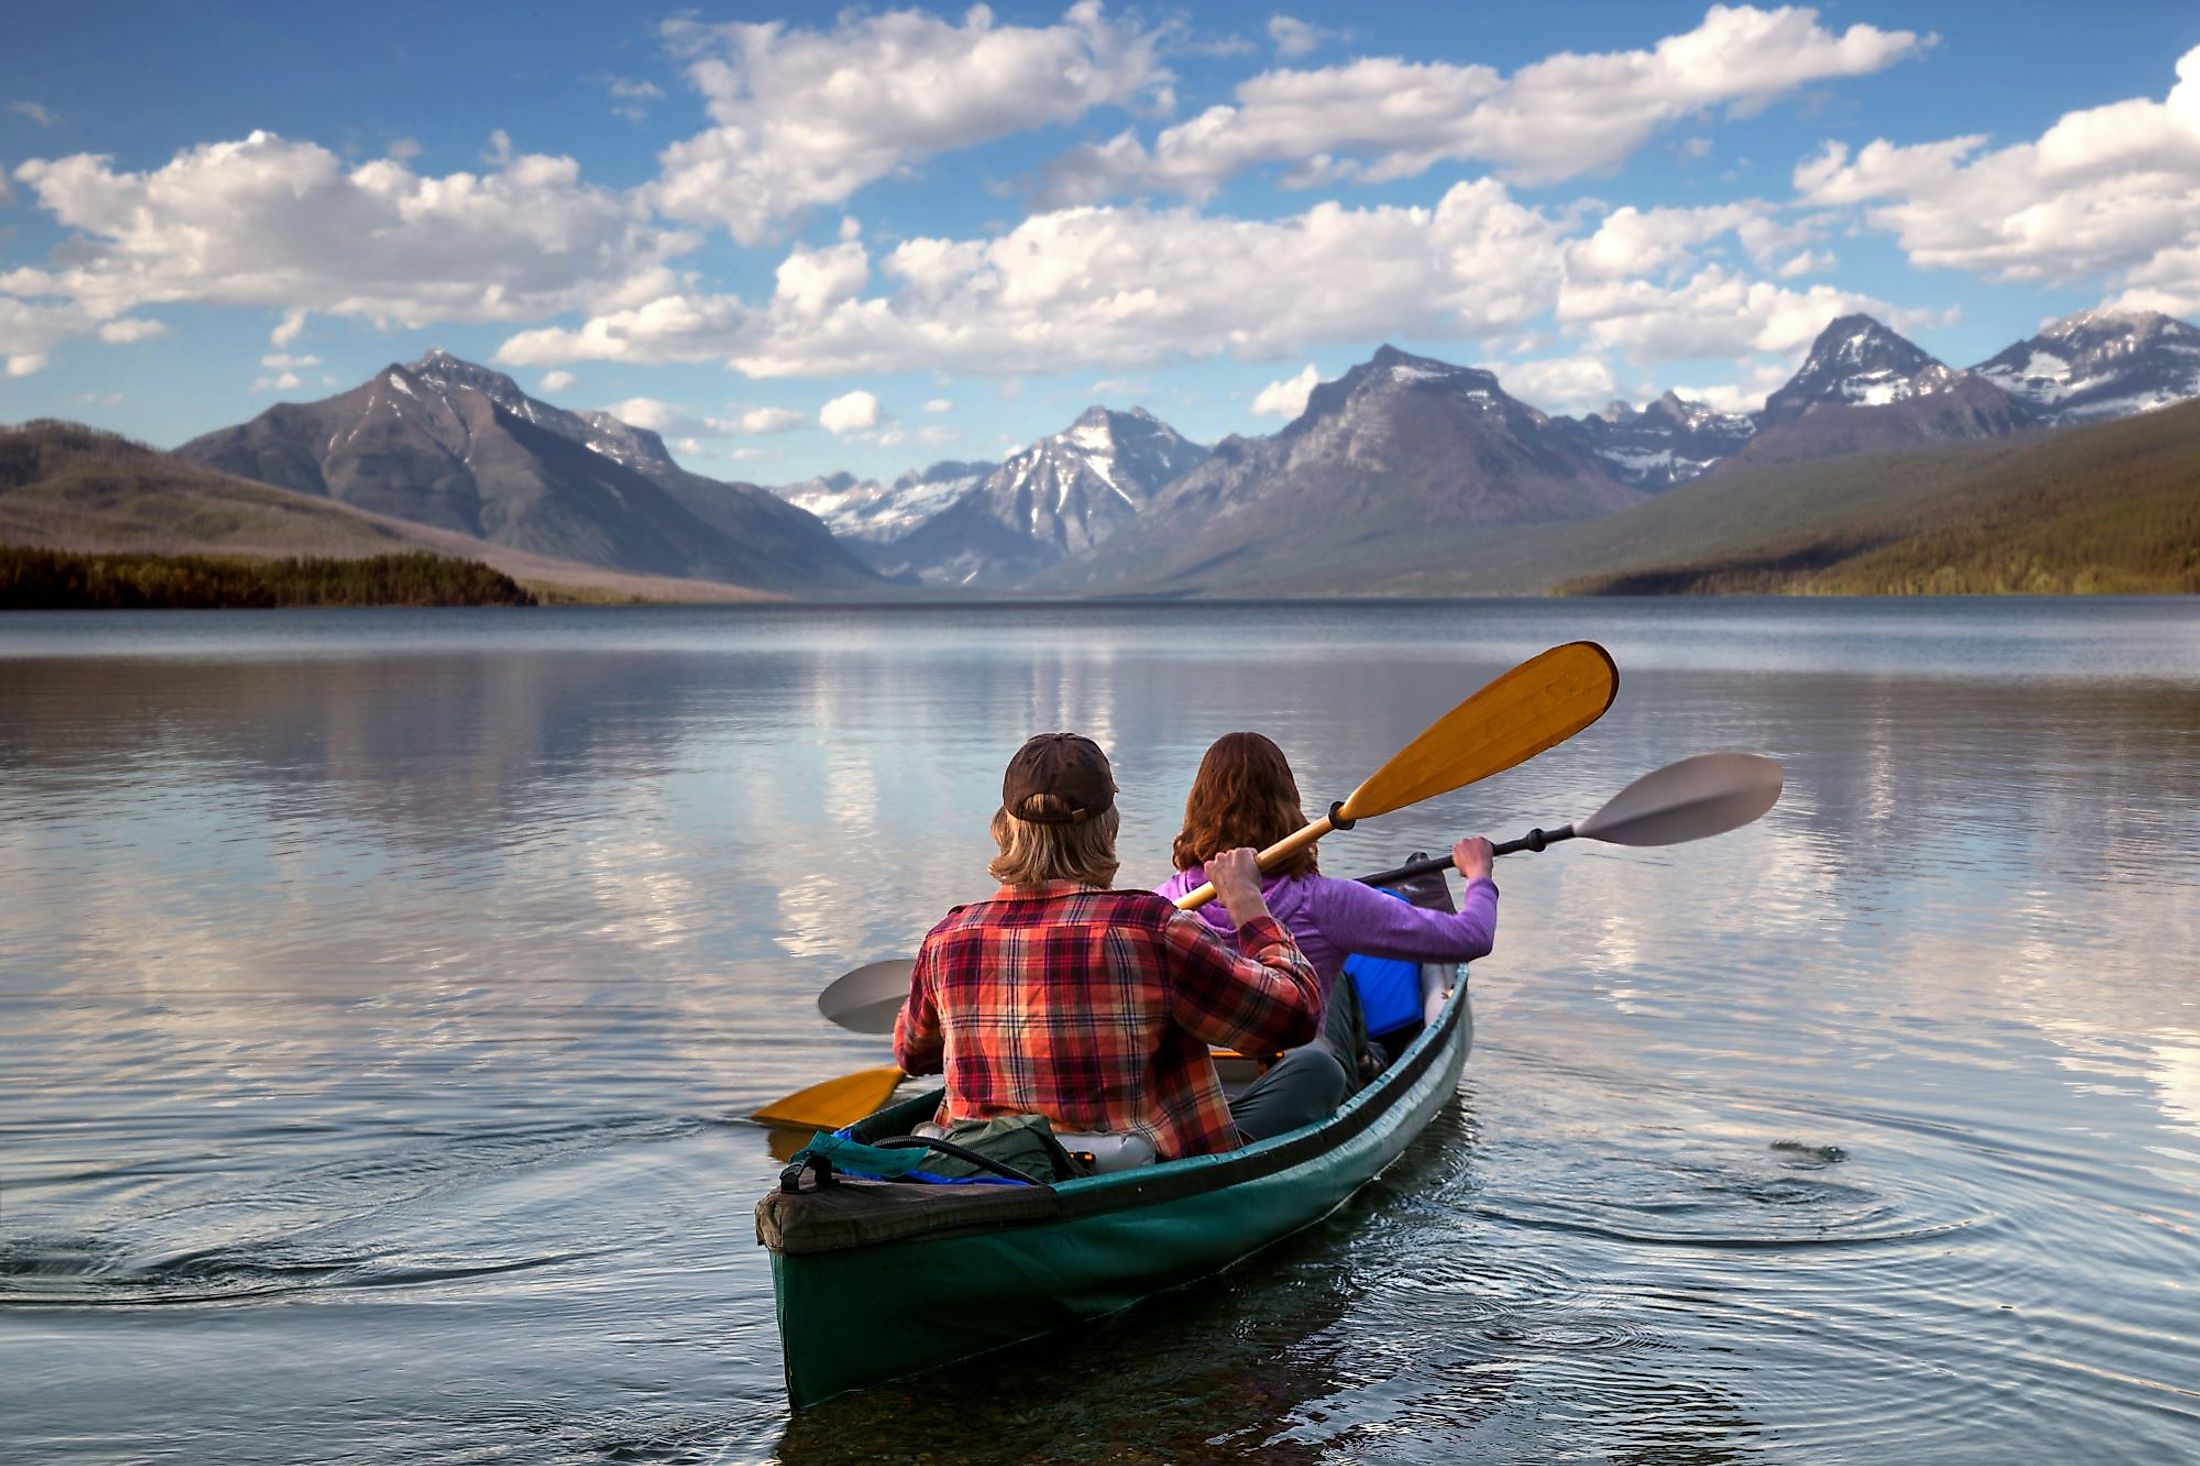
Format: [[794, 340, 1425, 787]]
[[1497, 355, 1625, 414], [599, 396, 686, 431], [0, 296, 161, 374], [1558, 263, 1932, 364], [773, 238, 871, 318], [1251, 361, 1319, 417], [735, 406, 805, 434], [600, 396, 771, 439], [494, 178, 1905, 394], [498, 180, 1573, 377], [652, 2, 1170, 243], [1043, 4, 1926, 202], [538, 369, 576, 392], [1794, 44, 2200, 313], [819, 389, 884, 434], [1, 130, 694, 361], [95, 318, 165, 343], [500, 178, 1897, 394]]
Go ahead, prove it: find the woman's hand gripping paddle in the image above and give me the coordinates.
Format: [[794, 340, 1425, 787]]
[[750, 641, 1619, 1128], [1355, 752, 1785, 886]]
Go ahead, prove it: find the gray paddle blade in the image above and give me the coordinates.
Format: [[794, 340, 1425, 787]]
[[817, 958, 916, 1035], [1576, 752, 1783, 847]]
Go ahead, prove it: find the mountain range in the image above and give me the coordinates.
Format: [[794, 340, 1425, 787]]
[[779, 461, 997, 547], [796, 307, 2195, 594], [10, 304, 2195, 600], [1976, 309, 2200, 423], [1041, 348, 1644, 592], [863, 407, 1210, 586]]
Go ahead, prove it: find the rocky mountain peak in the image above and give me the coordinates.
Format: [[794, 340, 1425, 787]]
[[1761, 316, 1956, 426], [771, 459, 1002, 548], [406, 349, 529, 411], [853, 406, 1209, 586], [1365, 344, 1493, 388], [1298, 345, 1506, 429], [2039, 307, 2173, 342], [1561, 385, 1757, 491], [390, 348, 694, 477], [173, 355, 877, 592], [1974, 306, 2200, 424], [572, 410, 678, 475]]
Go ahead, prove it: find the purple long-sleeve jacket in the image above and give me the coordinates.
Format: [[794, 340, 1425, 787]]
[[1152, 866, 1499, 1006]]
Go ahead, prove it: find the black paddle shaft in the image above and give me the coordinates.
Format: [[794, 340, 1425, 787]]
[[1356, 824, 1578, 886]]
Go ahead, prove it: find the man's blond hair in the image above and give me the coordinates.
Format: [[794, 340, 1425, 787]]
[[988, 794, 1121, 887]]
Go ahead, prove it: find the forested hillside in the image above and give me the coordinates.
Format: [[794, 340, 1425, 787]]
[[1562, 398, 2200, 595], [1, 547, 536, 609]]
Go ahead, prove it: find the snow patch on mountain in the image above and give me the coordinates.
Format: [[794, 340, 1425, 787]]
[[1562, 390, 1757, 489], [775, 461, 998, 544]]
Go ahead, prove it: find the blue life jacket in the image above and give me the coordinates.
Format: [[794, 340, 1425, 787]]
[[1344, 887, 1424, 1040]]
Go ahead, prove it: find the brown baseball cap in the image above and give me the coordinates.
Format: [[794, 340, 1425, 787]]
[[1002, 733, 1116, 824]]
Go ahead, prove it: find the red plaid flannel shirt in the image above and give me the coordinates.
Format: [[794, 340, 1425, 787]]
[[893, 882, 1322, 1159]]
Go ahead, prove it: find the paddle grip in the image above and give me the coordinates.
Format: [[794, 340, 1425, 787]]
[[1355, 824, 1576, 887], [1492, 824, 1575, 857]]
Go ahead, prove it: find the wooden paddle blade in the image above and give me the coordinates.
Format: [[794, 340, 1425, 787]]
[[818, 958, 916, 1036], [1576, 752, 1783, 846], [1338, 641, 1618, 822], [750, 1066, 904, 1131]]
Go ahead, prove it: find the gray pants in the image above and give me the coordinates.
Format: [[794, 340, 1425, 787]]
[[1229, 1043, 1350, 1142]]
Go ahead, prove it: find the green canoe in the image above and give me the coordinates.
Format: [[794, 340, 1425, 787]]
[[756, 867, 1474, 1410]]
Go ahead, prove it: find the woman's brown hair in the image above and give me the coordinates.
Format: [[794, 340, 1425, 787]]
[[1170, 731, 1317, 876]]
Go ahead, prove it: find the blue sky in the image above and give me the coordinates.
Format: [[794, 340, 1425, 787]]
[[4, 2, 2198, 484]]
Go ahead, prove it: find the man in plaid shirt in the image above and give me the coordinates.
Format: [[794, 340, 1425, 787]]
[[894, 733, 1324, 1160]]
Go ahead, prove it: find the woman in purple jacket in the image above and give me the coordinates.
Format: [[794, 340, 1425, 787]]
[[1156, 732, 1498, 1139]]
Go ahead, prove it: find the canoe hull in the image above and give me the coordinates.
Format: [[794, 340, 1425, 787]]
[[770, 973, 1472, 1410]]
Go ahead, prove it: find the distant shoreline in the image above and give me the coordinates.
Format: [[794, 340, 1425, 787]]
[[0, 546, 537, 611], [4, 542, 2190, 613]]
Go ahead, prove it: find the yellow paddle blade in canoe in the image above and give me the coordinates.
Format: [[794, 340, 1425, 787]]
[[1338, 640, 1618, 823], [751, 1066, 904, 1132]]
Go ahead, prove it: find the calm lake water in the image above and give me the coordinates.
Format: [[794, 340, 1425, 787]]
[[2, 599, 2196, 1463]]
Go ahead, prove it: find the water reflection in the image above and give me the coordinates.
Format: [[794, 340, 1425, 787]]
[[2, 600, 2197, 1463]]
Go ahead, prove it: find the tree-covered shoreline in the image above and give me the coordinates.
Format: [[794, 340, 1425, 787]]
[[0, 546, 537, 610]]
